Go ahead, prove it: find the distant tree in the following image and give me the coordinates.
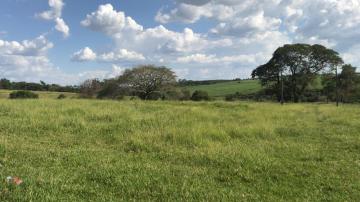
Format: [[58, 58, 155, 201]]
[[339, 65, 360, 102], [97, 78, 130, 99], [80, 79, 102, 98], [9, 91, 39, 99], [252, 44, 343, 102], [191, 90, 210, 101], [322, 64, 360, 103], [0, 78, 11, 89], [40, 80, 49, 91], [118, 65, 176, 100], [57, 94, 66, 99]]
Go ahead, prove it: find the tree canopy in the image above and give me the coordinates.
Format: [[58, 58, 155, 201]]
[[118, 65, 177, 100], [252, 44, 343, 102]]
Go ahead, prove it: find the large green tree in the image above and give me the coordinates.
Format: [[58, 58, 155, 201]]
[[252, 44, 343, 102], [118, 65, 176, 100], [323, 64, 360, 103]]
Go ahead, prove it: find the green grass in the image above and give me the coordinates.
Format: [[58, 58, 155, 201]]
[[185, 80, 261, 98], [0, 100, 360, 201], [0, 90, 78, 99]]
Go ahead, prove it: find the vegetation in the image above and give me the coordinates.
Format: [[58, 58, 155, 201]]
[[184, 80, 261, 98], [0, 79, 78, 93], [9, 91, 39, 99], [79, 79, 102, 98], [0, 100, 359, 201], [252, 44, 344, 103], [0, 90, 78, 99], [118, 65, 177, 100], [57, 94, 67, 99], [191, 90, 210, 101]]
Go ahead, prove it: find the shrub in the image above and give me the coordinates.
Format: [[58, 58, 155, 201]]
[[9, 91, 39, 99], [57, 94, 66, 99], [162, 89, 191, 101], [191, 90, 210, 101]]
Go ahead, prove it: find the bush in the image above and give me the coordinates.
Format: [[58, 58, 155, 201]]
[[191, 90, 210, 101], [162, 89, 191, 101], [57, 94, 66, 99], [9, 91, 39, 99]]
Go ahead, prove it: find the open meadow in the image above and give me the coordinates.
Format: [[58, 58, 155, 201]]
[[0, 99, 359, 201]]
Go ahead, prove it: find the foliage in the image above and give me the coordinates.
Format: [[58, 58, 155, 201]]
[[97, 79, 130, 100], [184, 80, 261, 99], [0, 78, 78, 93], [162, 89, 191, 101], [79, 79, 102, 98], [0, 100, 360, 201], [9, 91, 39, 99], [322, 64, 360, 103], [57, 94, 66, 99], [118, 65, 176, 100], [191, 90, 210, 101], [252, 44, 343, 102]]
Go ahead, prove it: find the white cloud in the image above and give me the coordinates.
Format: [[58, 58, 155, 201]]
[[157, 0, 360, 50], [99, 49, 145, 62], [177, 53, 259, 65], [0, 35, 67, 83], [81, 4, 229, 56], [72, 47, 145, 62], [76, 64, 125, 80], [72, 47, 97, 62], [55, 17, 70, 38], [0, 35, 53, 56], [37, 0, 70, 38], [37, 0, 64, 20]]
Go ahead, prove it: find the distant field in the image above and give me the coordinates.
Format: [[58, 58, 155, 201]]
[[184, 80, 262, 98], [0, 90, 78, 99], [0, 100, 359, 201]]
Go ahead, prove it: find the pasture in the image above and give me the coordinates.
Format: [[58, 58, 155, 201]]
[[184, 80, 261, 98], [0, 99, 359, 201]]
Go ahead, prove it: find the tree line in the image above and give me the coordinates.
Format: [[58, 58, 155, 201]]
[[79, 65, 210, 101], [2, 43, 359, 103], [0, 79, 79, 93]]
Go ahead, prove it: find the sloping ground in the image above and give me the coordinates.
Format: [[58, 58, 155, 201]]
[[0, 100, 359, 201], [184, 80, 262, 98], [0, 90, 78, 99]]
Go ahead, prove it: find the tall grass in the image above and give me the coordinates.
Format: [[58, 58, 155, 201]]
[[0, 100, 359, 201]]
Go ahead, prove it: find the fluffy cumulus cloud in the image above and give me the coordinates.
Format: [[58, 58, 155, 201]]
[[80, 4, 231, 55], [37, 0, 70, 38], [150, 0, 360, 77], [0, 36, 64, 83], [71, 47, 97, 62], [0, 36, 120, 84]]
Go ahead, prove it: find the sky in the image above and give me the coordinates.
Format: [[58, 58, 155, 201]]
[[0, 0, 360, 85]]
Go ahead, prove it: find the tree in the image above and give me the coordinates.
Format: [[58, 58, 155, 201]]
[[191, 90, 210, 101], [0, 78, 11, 89], [339, 65, 360, 102], [79, 79, 102, 98], [118, 65, 176, 100], [322, 64, 360, 103], [9, 91, 39, 99], [252, 44, 343, 102], [97, 78, 130, 99]]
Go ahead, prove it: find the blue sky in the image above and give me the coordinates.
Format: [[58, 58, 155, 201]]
[[1, 0, 360, 84]]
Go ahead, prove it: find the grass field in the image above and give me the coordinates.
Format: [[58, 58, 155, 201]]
[[0, 99, 359, 201], [185, 80, 262, 98], [0, 90, 78, 99]]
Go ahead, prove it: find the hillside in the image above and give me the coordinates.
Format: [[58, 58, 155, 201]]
[[184, 80, 262, 98]]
